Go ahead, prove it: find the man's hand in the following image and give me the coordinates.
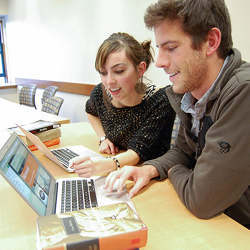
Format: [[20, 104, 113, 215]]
[[104, 165, 159, 198]]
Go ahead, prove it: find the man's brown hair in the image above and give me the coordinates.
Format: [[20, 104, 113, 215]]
[[144, 0, 233, 58]]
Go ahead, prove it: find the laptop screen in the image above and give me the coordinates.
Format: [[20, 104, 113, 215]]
[[0, 134, 53, 215]]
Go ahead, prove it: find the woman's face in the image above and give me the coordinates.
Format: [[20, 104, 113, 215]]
[[99, 49, 144, 107]]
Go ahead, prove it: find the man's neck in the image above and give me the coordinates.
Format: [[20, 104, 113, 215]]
[[191, 56, 225, 100]]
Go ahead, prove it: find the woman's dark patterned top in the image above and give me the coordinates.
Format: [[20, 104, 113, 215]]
[[85, 83, 176, 162]]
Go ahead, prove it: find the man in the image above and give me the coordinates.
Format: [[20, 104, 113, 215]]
[[105, 0, 250, 228]]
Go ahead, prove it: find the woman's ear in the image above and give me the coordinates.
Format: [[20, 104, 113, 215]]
[[206, 27, 221, 56], [137, 61, 147, 78]]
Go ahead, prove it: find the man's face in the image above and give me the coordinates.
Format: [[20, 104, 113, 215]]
[[154, 19, 208, 95]]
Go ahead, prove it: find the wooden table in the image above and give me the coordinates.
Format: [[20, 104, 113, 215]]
[[0, 97, 70, 131], [0, 122, 249, 250]]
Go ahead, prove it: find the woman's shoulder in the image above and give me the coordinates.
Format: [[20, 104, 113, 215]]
[[89, 83, 103, 99], [92, 82, 102, 93], [144, 84, 170, 101], [141, 84, 173, 112]]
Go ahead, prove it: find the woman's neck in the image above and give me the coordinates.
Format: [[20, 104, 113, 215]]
[[112, 93, 144, 108]]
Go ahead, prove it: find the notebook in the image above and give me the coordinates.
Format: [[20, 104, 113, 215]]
[[18, 125, 102, 173], [0, 133, 130, 216]]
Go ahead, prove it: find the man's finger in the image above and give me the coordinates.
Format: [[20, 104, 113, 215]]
[[116, 167, 135, 191], [104, 170, 121, 190], [128, 178, 145, 198]]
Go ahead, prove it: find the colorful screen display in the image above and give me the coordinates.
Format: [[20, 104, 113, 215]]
[[0, 136, 52, 215]]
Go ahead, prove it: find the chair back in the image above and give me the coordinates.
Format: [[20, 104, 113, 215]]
[[41, 96, 64, 115], [41, 86, 58, 104], [19, 85, 37, 108]]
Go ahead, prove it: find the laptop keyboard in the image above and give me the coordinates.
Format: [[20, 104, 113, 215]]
[[60, 179, 98, 213], [51, 148, 79, 168]]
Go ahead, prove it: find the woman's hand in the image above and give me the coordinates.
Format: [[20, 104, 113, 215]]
[[69, 156, 116, 178], [99, 138, 119, 155]]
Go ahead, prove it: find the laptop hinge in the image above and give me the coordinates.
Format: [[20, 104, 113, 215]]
[[52, 182, 59, 214]]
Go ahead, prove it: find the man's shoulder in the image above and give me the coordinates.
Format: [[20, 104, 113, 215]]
[[233, 61, 250, 84], [164, 86, 184, 109], [224, 49, 250, 86], [221, 61, 250, 97]]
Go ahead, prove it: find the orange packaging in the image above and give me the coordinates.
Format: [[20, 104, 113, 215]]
[[36, 202, 147, 250]]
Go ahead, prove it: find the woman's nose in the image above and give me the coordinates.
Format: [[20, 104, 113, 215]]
[[106, 73, 116, 85]]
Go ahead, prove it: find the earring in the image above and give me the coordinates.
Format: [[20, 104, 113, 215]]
[[104, 86, 112, 101], [135, 76, 144, 94]]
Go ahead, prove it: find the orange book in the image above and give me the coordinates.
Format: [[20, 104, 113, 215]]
[[36, 202, 147, 250], [28, 138, 60, 151]]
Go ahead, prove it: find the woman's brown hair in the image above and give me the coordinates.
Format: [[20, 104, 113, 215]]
[[95, 32, 154, 95]]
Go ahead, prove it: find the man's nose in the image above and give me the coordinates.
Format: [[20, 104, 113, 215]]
[[155, 50, 170, 70]]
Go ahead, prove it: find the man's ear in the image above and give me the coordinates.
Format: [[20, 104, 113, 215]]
[[137, 61, 147, 78], [206, 27, 221, 56]]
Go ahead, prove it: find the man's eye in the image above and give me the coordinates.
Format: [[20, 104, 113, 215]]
[[168, 47, 177, 52], [115, 70, 124, 74]]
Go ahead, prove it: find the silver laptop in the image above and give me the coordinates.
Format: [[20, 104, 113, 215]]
[[18, 125, 101, 173], [0, 133, 130, 216]]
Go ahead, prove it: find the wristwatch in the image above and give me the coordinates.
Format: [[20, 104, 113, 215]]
[[99, 136, 107, 145]]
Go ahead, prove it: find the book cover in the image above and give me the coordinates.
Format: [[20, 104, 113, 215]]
[[29, 138, 60, 151], [36, 202, 147, 250], [26, 127, 61, 146], [19, 120, 60, 134]]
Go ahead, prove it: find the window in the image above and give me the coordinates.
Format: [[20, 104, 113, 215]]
[[0, 18, 7, 83]]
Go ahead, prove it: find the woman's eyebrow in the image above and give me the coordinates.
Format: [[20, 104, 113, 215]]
[[111, 63, 127, 69]]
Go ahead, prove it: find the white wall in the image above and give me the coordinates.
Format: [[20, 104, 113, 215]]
[[2, 0, 250, 122], [226, 0, 250, 61], [6, 0, 168, 86], [5, 0, 250, 85], [0, 0, 8, 15]]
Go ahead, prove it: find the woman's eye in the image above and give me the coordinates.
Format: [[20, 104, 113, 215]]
[[99, 71, 107, 76]]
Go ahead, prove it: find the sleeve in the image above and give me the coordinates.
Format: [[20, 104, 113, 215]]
[[143, 124, 194, 180], [127, 89, 176, 161], [85, 84, 101, 117], [168, 82, 250, 219]]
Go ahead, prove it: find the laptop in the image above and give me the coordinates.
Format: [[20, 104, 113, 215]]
[[18, 125, 101, 173], [0, 133, 130, 216]]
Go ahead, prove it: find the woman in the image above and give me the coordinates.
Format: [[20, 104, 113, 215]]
[[71, 32, 175, 177]]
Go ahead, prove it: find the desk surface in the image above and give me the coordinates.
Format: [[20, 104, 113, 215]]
[[0, 97, 70, 130], [0, 122, 249, 250]]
